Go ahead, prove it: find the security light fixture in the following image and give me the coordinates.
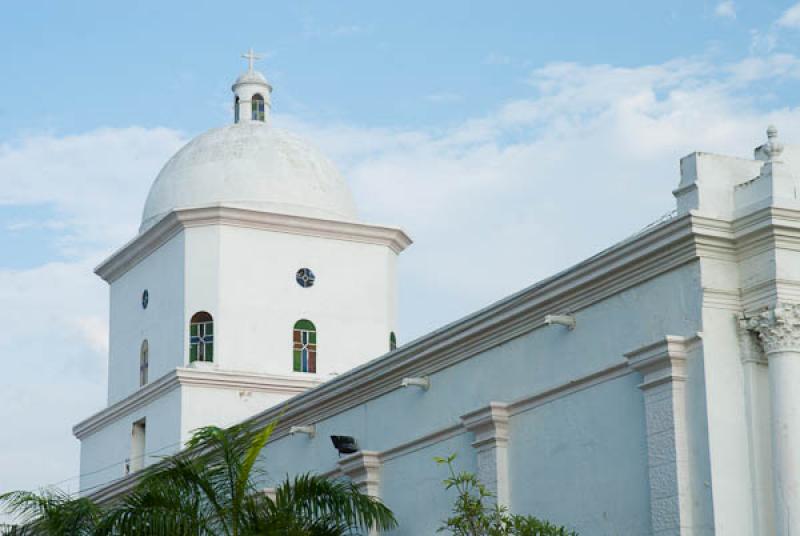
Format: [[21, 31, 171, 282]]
[[544, 314, 576, 330], [290, 425, 315, 437], [401, 376, 430, 390], [330, 435, 359, 455]]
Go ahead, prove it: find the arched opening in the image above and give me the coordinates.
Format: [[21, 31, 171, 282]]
[[390, 331, 397, 351], [293, 319, 316, 373], [251, 93, 265, 122], [140, 340, 149, 386], [234, 96, 240, 123], [190, 311, 214, 363]]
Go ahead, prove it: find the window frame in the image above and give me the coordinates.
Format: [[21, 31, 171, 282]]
[[251, 93, 265, 122], [139, 339, 149, 386]]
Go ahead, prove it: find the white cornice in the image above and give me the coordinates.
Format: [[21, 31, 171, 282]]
[[73, 368, 320, 439], [95, 206, 413, 282]]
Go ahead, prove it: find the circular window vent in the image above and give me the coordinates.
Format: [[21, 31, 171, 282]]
[[296, 268, 316, 288]]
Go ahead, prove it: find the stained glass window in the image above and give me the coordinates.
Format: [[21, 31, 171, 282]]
[[390, 331, 397, 351], [140, 340, 149, 386], [293, 319, 316, 373], [296, 268, 315, 288], [252, 94, 265, 122], [190, 311, 214, 363]]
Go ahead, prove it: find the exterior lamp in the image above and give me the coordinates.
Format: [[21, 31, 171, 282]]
[[330, 435, 359, 455]]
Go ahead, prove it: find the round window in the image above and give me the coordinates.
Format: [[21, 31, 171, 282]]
[[142, 289, 149, 309], [296, 268, 316, 288]]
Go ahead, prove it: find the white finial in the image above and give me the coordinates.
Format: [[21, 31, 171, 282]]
[[765, 125, 784, 162], [241, 48, 262, 73]]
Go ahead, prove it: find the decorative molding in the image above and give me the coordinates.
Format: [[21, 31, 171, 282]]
[[380, 424, 465, 463], [461, 403, 511, 507], [95, 205, 413, 282], [73, 368, 320, 439], [702, 287, 742, 311], [337, 451, 382, 497], [508, 362, 632, 416], [734, 206, 800, 260], [743, 303, 800, 354]]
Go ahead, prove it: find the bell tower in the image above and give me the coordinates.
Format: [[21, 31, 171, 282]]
[[73, 53, 411, 496], [233, 49, 272, 124]]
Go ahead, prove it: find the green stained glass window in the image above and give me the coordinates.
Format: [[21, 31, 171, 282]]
[[292, 319, 317, 373], [189, 311, 214, 363]]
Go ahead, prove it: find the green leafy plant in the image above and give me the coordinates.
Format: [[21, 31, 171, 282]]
[[98, 421, 397, 535], [434, 454, 577, 536], [0, 489, 101, 535], [2, 421, 396, 536]]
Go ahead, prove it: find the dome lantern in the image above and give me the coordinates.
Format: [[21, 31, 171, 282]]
[[232, 49, 272, 124]]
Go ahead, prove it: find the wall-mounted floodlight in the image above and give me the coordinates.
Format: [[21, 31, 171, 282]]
[[331, 435, 359, 455], [544, 314, 576, 330], [290, 425, 315, 438], [401, 376, 430, 390]]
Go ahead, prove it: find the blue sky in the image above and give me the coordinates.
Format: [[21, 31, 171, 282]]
[[4, 0, 800, 507]]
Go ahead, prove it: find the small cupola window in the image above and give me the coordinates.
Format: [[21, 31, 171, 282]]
[[234, 96, 240, 124], [252, 94, 265, 122]]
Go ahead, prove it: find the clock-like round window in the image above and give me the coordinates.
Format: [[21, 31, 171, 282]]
[[142, 289, 149, 309], [296, 268, 315, 288]]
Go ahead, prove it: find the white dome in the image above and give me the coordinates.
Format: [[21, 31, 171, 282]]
[[140, 122, 358, 232]]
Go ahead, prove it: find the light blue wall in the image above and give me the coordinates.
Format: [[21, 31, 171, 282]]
[[509, 375, 650, 535], [250, 262, 707, 534]]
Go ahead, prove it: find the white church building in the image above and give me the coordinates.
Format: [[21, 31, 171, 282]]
[[74, 57, 800, 535]]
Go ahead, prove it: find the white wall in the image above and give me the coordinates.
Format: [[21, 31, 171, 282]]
[[107, 233, 185, 404], [187, 224, 397, 376], [79, 388, 182, 493], [180, 385, 297, 444]]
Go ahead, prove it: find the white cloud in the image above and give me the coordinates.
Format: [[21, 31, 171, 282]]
[[0, 260, 108, 497], [6, 52, 800, 500], [778, 2, 800, 28], [0, 127, 185, 256], [715, 1, 736, 19], [0, 127, 184, 501]]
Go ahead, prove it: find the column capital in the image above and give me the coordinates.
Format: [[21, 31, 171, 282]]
[[461, 402, 510, 450], [744, 303, 800, 354], [625, 335, 694, 390]]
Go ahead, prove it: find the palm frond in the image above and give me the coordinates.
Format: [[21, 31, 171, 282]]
[[272, 474, 397, 533]]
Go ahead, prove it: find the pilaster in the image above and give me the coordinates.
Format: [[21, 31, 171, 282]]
[[461, 402, 511, 507], [626, 336, 693, 536]]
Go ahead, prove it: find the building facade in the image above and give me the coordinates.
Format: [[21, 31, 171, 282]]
[[75, 61, 800, 535]]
